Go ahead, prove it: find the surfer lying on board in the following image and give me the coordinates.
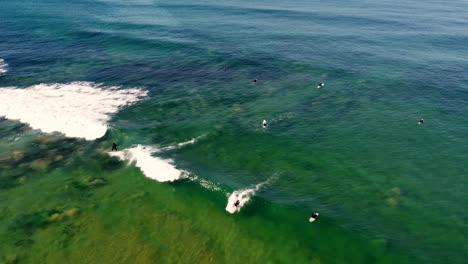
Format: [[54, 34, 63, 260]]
[[112, 143, 119, 151], [309, 211, 319, 222]]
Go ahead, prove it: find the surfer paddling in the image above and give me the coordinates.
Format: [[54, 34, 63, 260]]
[[317, 83, 325, 89], [309, 211, 319, 222], [418, 118, 424, 125], [262, 120, 267, 128], [111, 143, 119, 151]]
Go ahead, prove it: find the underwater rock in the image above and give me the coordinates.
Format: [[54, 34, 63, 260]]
[[30, 159, 50, 170], [124, 191, 148, 202], [2, 255, 19, 264], [390, 187, 401, 196], [48, 208, 80, 222], [386, 197, 398, 207], [81, 177, 107, 187], [71, 176, 107, 190], [12, 151, 24, 161], [64, 208, 80, 217], [16, 176, 27, 185]]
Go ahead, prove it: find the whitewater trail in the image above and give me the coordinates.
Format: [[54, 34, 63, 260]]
[[0, 58, 7, 74], [0, 82, 147, 140], [225, 178, 275, 214], [158, 134, 207, 152]]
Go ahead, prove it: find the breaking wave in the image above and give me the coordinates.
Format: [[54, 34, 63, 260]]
[[109, 145, 188, 182], [0, 82, 147, 140]]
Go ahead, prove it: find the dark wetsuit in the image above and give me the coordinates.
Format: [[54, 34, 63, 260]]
[[112, 143, 118, 151], [234, 200, 240, 207]]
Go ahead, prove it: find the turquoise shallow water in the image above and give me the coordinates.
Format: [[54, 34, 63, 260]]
[[1, 0, 467, 263]]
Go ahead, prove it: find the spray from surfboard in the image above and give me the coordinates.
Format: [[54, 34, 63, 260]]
[[225, 178, 274, 214]]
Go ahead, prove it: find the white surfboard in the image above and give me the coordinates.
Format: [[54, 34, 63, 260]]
[[309, 212, 319, 222], [228, 206, 238, 214]]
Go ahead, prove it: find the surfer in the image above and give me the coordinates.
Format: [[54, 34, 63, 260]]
[[418, 118, 424, 124], [111, 143, 119, 151], [309, 211, 319, 222], [234, 200, 240, 208], [252, 79, 257, 84], [317, 83, 325, 89], [262, 120, 267, 128]]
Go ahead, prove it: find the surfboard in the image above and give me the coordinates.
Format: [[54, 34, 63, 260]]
[[227, 206, 238, 214], [309, 212, 319, 222]]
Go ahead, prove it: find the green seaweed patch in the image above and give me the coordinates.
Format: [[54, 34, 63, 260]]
[[0, 136, 84, 190], [10, 211, 52, 235], [14, 239, 34, 247], [62, 223, 81, 238], [10, 208, 81, 235]]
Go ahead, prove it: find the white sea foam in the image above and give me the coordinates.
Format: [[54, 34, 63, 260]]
[[0, 82, 147, 140], [225, 179, 273, 214], [187, 175, 222, 192], [0, 59, 7, 74], [109, 145, 188, 182]]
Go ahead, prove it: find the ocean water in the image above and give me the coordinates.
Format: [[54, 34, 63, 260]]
[[1, 0, 467, 263]]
